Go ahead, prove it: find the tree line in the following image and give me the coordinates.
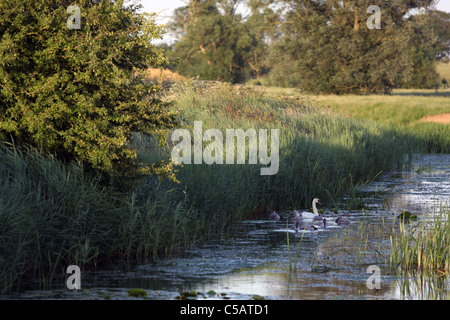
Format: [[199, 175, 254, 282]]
[[161, 0, 450, 94]]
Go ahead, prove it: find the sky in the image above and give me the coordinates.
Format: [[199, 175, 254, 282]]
[[140, 0, 450, 23]]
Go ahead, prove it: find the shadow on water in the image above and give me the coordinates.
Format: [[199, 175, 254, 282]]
[[3, 154, 450, 300]]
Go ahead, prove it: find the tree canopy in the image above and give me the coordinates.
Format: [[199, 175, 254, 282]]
[[166, 0, 444, 94], [167, 0, 276, 83]]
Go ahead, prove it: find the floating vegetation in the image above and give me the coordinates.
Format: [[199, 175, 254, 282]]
[[396, 211, 418, 221], [176, 291, 198, 300], [127, 288, 148, 297]]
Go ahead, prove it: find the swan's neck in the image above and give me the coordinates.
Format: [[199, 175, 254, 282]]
[[312, 202, 319, 215]]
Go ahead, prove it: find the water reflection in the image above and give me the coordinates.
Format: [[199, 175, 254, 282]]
[[392, 272, 450, 300]]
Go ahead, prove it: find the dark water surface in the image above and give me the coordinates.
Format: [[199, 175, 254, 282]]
[[4, 154, 450, 300]]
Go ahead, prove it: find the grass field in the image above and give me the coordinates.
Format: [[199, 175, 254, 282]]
[[259, 85, 450, 153], [310, 90, 450, 126]]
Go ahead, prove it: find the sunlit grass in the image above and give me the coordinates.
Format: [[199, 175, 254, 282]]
[[309, 92, 450, 126], [254, 86, 450, 153]]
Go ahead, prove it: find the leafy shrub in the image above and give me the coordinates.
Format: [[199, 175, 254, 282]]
[[0, 0, 177, 183]]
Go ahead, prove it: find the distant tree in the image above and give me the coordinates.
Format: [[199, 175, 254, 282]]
[[399, 10, 439, 89], [266, 0, 437, 94], [169, 0, 264, 83], [243, 0, 279, 79], [0, 0, 178, 183], [427, 10, 450, 60]]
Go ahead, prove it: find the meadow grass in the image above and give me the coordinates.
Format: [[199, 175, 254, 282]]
[[258, 86, 450, 153], [310, 92, 450, 126]]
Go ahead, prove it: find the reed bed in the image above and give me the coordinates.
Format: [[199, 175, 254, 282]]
[[390, 202, 450, 275], [137, 81, 412, 214], [0, 143, 205, 293]]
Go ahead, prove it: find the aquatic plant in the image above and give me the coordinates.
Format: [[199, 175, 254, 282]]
[[286, 215, 306, 272], [390, 202, 450, 275], [128, 288, 147, 297], [396, 211, 418, 221]]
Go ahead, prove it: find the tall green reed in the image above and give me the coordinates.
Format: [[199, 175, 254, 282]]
[[390, 202, 450, 275], [0, 143, 207, 293], [141, 82, 413, 215]]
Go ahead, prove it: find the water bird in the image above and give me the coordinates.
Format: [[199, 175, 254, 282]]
[[306, 224, 319, 231], [269, 211, 280, 221], [320, 218, 327, 229], [336, 216, 351, 227], [313, 214, 324, 223], [293, 210, 304, 233], [298, 198, 321, 219]]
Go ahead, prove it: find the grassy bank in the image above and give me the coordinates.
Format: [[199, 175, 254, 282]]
[[0, 82, 429, 294], [138, 82, 414, 213], [313, 91, 450, 153]]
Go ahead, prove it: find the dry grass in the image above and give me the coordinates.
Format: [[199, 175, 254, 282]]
[[419, 113, 450, 125], [145, 68, 185, 83]]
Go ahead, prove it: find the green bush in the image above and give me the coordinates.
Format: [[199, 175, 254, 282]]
[[0, 0, 177, 182]]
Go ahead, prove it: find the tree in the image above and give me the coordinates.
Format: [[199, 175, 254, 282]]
[[427, 10, 450, 60], [243, 0, 279, 79], [169, 0, 259, 83], [0, 0, 177, 183], [399, 10, 440, 89], [266, 0, 437, 94]]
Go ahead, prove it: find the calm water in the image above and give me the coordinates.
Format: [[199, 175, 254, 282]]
[[4, 154, 450, 300]]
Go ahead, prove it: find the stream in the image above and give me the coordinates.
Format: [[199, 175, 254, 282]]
[[3, 154, 450, 300]]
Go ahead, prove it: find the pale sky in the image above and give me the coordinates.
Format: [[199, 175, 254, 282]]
[[140, 0, 450, 22], [140, 0, 450, 43]]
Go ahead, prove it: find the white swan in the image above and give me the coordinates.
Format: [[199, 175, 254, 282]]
[[299, 198, 321, 219]]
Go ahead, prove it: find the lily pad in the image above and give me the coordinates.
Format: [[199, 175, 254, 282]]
[[397, 211, 418, 221], [176, 291, 198, 300], [127, 288, 147, 297]]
